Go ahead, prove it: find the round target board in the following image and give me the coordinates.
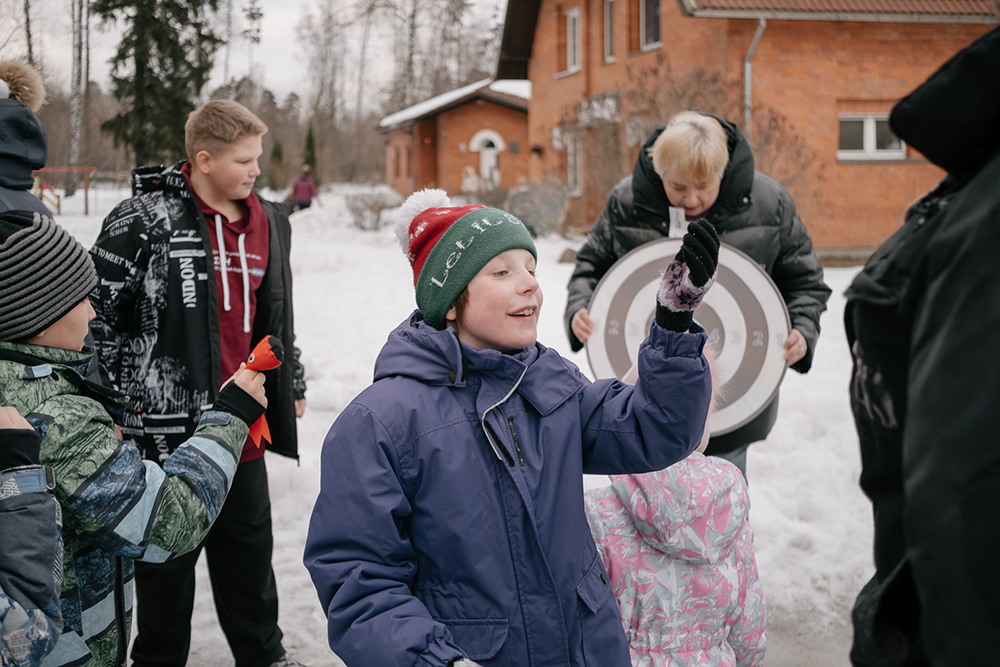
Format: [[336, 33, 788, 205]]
[[586, 239, 791, 436]]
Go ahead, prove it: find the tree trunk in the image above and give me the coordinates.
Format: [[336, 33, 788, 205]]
[[23, 0, 34, 65], [66, 0, 85, 195]]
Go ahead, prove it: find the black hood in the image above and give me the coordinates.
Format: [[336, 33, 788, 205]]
[[0, 99, 47, 190], [890, 26, 1000, 180], [631, 112, 755, 226]]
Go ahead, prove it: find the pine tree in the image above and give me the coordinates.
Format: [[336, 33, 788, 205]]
[[92, 0, 222, 166], [303, 126, 317, 184]]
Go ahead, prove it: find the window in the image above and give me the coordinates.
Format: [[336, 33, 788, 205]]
[[565, 8, 582, 73], [837, 114, 905, 160], [640, 0, 659, 49], [566, 133, 582, 197], [604, 0, 615, 62]]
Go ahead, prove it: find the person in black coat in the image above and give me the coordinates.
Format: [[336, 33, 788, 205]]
[[0, 60, 52, 216], [565, 111, 831, 475], [846, 26, 1000, 667]]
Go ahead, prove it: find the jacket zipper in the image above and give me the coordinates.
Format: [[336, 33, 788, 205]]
[[508, 417, 525, 466], [484, 420, 515, 466]]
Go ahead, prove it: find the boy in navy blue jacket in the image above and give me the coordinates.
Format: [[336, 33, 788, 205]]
[[304, 190, 719, 667]]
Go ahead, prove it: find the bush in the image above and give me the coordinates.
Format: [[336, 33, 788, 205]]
[[345, 191, 403, 231], [503, 179, 568, 237]]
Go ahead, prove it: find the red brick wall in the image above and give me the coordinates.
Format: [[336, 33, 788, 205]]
[[384, 128, 413, 195], [436, 100, 530, 194], [527, 0, 992, 249], [384, 99, 529, 198]]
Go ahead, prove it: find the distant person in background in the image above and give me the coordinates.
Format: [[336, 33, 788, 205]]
[[846, 26, 1000, 667], [0, 59, 51, 216], [291, 164, 318, 211]]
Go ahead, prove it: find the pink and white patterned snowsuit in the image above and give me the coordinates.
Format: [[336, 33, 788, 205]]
[[584, 452, 766, 667]]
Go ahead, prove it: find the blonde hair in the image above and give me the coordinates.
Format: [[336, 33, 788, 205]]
[[184, 100, 267, 162], [648, 111, 729, 184]]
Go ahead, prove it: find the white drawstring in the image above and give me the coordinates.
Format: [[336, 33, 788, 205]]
[[214, 214, 230, 311], [214, 215, 251, 332], [237, 233, 251, 333]]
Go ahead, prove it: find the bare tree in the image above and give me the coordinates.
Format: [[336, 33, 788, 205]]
[[66, 0, 86, 195], [241, 0, 262, 83], [296, 0, 345, 182]]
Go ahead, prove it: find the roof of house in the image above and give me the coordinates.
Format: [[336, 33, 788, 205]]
[[379, 79, 532, 130], [497, 0, 998, 79], [675, 0, 999, 21]]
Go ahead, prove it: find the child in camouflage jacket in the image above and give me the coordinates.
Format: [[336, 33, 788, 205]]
[[0, 210, 267, 667]]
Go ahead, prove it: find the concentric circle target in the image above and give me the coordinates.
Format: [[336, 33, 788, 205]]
[[586, 239, 791, 436]]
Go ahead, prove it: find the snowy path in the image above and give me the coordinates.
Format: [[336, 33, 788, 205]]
[[55, 187, 871, 666]]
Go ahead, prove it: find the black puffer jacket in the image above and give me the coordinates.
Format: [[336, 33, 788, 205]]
[[0, 98, 51, 216], [846, 26, 1000, 667], [565, 114, 830, 452]]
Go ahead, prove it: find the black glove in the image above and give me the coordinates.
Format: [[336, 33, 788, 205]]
[[655, 219, 720, 332], [0, 428, 42, 471], [214, 381, 266, 427]]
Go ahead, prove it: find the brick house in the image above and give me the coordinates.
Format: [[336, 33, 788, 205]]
[[380, 78, 532, 198], [496, 0, 997, 251]]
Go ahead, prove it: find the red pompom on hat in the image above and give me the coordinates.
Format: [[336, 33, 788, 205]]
[[394, 188, 536, 329]]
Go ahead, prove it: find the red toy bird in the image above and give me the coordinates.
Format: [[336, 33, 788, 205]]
[[245, 335, 284, 448]]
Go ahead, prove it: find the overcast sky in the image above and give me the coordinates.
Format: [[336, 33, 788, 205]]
[[6, 0, 503, 107], [7, 0, 380, 103]]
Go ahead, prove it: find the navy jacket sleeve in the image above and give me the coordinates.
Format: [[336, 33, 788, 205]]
[[577, 323, 712, 474]]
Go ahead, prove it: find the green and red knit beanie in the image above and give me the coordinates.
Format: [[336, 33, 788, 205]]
[[394, 188, 536, 329]]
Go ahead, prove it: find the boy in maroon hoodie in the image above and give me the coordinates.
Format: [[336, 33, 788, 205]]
[[89, 100, 307, 667]]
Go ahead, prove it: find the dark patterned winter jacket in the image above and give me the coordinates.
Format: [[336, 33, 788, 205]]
[[565, 114, 831, 453], [0, 342, 251, 667], [88, 163, 304, 463], [0, 441, 62, 667]]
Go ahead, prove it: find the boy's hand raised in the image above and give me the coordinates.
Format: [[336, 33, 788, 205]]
[[214, 363, 268, 428], [655, 219, 720, 333]]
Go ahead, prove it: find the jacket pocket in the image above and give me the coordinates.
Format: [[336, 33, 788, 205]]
[[576, 551, 611, 613], [577, 552, 629, 666], [441, 618, 509, 662]]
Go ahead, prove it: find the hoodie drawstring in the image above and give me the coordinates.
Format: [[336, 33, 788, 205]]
[[215, 215, 230, 311], [237, 233, 251, 333], [213, 213, 252, 333]]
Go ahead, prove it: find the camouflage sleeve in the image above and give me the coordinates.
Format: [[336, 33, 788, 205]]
[[88, 199, 152, 391], [0, 466, 63, 667], [37, 395, 250, 562]]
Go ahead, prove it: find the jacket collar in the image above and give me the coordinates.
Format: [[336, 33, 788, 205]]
[[631, 113, 755, 226], [0, 341, 129, 419], [374, 311, 582, 416]]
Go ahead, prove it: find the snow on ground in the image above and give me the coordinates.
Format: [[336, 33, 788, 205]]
[[52, 185, 872, 666]]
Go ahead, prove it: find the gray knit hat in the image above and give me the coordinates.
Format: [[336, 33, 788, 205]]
[[0, 210, 98, 342]]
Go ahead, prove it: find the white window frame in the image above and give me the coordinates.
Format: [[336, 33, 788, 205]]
[[566, 132, 582, 197], [640, 0, 660, 50], [564, 7, 582, 74], [604, 0, 615, 63], [837, 114, 906, 161]]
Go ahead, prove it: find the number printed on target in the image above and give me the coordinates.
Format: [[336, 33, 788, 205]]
[[585, 238, 791, 437]]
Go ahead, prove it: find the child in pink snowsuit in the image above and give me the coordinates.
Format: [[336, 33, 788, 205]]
[[584, 364, 766, 667]]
